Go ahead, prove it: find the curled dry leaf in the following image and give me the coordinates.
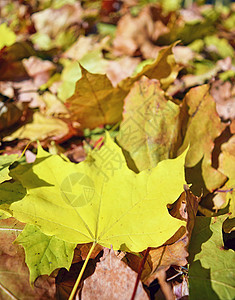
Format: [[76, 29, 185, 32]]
[[188, 216, 235, 299], [120, 43, 181, 92], [3, 112, 69, 142], [66, 43, 180, 130], [113, 4, 179, 59]]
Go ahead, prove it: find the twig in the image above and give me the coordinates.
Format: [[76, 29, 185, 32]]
[[68, 242, 96, 300]]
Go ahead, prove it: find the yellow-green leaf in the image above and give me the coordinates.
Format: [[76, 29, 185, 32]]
[[0, 154, 19, 183], [0, 23, 16, 50], [3, 112, 69, 142], [117, 76, 181, 171], [188, 216, 235, 299], [15, 224, 76, 283], [11, 133, 186, 253]]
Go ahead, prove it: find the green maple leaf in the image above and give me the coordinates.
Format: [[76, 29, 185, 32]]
[[188, 216, 235, 299], [15, 224, 76, 283], [10, 132, 186, 253]]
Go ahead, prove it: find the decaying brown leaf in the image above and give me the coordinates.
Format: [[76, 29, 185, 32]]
[[56, 254, 102, 300], [211, 79, 235, 121], [120, 43, 181, 92], [0, 101, 28, 133], [113, 5, 169, 59], [81, 249, 149, 300]]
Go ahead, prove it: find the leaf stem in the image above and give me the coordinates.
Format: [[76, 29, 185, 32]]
[[130, 247, 151, 300], [19, 141, 32, 160], [68, 242, 96, 300]]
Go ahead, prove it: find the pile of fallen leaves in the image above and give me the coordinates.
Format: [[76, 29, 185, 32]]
[[0, 0, 234, 299]]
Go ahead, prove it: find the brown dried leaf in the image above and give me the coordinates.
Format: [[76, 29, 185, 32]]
[[106, 56, 140, 87], [0, 41, 37, 81], [0, 101, 27, 132], [120, 43, 181, 92], [218, 135, 235, 232], [72, 243, 104, 264], [22, 56, 55, 87], [56, 254, 102, 300], [117, 76, 181, 171], [211, 79, 235, 121], [81, 249, 149, 300], [113, 5, 169, 59]]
